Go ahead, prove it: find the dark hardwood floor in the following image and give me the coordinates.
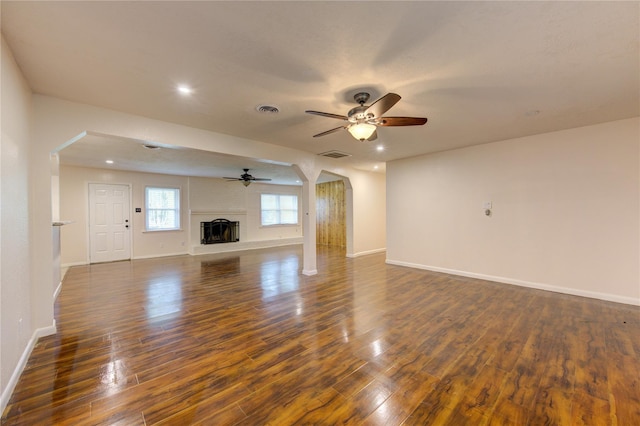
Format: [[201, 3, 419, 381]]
[[2, 245, 639, 425]]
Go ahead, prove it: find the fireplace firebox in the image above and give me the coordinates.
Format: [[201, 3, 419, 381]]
[[200, 219, 239, 245]]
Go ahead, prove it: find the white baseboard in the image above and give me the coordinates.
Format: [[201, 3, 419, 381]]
[[54, 281, 62, 300], [61, 261, 88, 268], [385, 259, 640, 306], [302, 269, 318, 276], [64, 240, 303, 265], [346, 247, 386, 258], [1, 320, 57, 414]]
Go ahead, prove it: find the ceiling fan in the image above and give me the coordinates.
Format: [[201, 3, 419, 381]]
[[305, 92, 428, 141], [223, 169, 271, 187]]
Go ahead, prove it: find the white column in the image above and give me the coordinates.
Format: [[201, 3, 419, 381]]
[[301, 179, 317, 275], [293, 164, 319, 275]]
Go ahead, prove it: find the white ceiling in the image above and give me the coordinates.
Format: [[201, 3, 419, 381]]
[[57, 133, 307, 185], [2, 1, 638, 182]]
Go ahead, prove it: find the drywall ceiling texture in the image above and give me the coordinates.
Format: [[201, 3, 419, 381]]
[[2, 1, 638, 171], [386, 118, 639, 305]]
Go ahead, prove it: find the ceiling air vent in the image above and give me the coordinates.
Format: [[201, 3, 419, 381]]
[[256, 104, 280, 114], [318, 150, 352, 159]]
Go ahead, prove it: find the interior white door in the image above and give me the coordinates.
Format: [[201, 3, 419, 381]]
[[89, 183, 131, 263]]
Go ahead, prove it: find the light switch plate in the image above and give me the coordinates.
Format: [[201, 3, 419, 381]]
[[483, 201, 492, 209]]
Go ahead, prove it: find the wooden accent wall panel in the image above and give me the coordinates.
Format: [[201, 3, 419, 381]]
[[316, 180, 346, 247]]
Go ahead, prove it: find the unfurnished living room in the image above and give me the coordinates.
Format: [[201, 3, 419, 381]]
[[1, 1, 639, 425]]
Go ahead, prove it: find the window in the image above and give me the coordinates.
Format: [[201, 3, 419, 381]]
[[261, 194, 298, 226], [146, 187, 180, 231]]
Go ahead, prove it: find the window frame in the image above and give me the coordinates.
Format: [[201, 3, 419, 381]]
[[260, 193, 299, 227], [145, 186, 181, 232]]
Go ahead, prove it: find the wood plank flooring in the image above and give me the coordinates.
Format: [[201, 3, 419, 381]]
[[2, 245, 639, 425]]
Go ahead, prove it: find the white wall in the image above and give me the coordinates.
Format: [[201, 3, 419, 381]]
[[245, 182, 302, 242], [59, 166, 303, 265], [60, 166, 190, 265], [387, 118, 640, 305], [33, 95, 386, 271], [188, 176, 302, 245], [349, 171, 387, 256], [0, 37, 39, 411]]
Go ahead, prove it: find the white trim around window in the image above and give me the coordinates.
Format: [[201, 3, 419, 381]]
[[260, 193, 299, 226], [145, 186, 181, 231]]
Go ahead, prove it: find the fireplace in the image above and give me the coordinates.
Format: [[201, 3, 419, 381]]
[[200, 219, 239, 245]]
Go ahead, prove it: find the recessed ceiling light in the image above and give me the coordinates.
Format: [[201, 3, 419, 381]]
[[105, 160, 114, 164], [376, 145, 384, 152], [177, 85, 193, 95]]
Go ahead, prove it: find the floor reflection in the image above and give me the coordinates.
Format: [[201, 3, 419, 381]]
[[201, 256, 240, 276], [145, 274, 183, 321], [7, 245, 636, 425], [53, 335, 78, 404], [260, 254, 299, 300], [99, 357, 130, 396]]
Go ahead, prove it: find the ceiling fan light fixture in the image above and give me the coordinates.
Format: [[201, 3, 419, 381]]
[[306, 92, 427, 141], [223, 168, 271, 186], [348, 123, 376, 141]]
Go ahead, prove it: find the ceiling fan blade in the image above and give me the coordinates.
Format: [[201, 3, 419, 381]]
[[251, 178, 272, 181], [365, 93, 401, 118], [378, 117, 428, 126], [313, 126, 346, 138], [367, 129, 378, 141], [305, 110, 348, 121], [223, 177, 242, 180]]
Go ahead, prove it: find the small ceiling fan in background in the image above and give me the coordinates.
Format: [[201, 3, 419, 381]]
[[305, 92, 428, 141], [223, 169, 271, 187]]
